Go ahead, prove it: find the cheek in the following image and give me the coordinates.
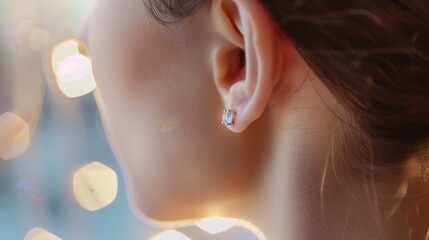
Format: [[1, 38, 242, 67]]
[[89, 0, 264, 221]]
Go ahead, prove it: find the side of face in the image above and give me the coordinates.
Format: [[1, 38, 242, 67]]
[[89, 0, 274, 221]]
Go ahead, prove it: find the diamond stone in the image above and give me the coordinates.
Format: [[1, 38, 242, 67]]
[[222, 109, 236, 126]]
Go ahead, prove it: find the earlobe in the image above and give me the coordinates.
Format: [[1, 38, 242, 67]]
[[210, 0, 282, 133]]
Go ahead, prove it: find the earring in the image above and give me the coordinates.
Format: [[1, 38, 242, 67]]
[[221, 109, 236, 126]]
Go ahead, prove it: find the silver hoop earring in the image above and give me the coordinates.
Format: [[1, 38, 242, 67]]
[[221, 109, 236, 126]]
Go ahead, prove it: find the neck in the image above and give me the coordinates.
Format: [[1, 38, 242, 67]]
[[221, 76, 335, 239], [221, 76, 428, 239]]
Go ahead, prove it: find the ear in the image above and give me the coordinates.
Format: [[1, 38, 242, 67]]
[[210, 0, 283, 133]]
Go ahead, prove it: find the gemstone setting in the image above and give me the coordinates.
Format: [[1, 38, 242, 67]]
[[221, 109, 236, 126]]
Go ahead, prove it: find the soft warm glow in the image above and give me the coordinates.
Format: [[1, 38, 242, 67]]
[[24, 227, 61, 240], [160, 120, 178, 133], [0, 112, 30, 160], [151, 230, 190, 240], [72, 162, 118, 211], [51, 39, 96, 98], [196, 217, 238, 235]]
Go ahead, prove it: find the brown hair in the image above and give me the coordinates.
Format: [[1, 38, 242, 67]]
[[146, 0, 429, 177]]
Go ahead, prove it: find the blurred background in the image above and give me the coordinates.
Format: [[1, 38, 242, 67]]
[[0, 0, 260, 239]]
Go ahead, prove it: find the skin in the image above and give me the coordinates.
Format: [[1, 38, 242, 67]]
[[89, 0, 429, 239]]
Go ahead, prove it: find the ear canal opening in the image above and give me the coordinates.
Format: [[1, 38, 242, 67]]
[[239, 49, 245, 67]]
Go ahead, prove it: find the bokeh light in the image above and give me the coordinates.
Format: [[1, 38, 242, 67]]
[[72, 162, 118, 212], [0, 112, 30, 160], [51, 39, 96, 98], [236, 220, 267, 240], [151, 230, 191, 240], [196, 217, 238, 235], [24, 227, 61, 240]]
